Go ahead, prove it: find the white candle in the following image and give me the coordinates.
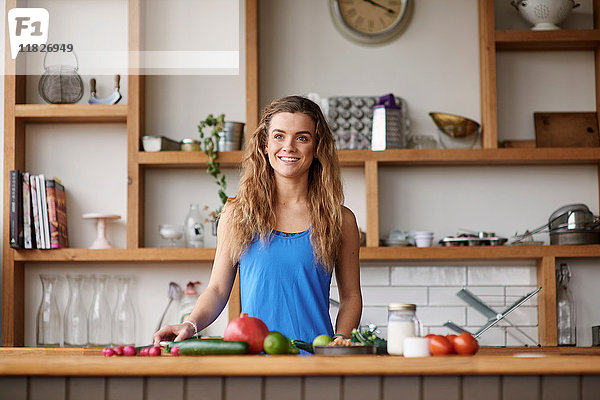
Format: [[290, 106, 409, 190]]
[[387, 320, 417, 355]]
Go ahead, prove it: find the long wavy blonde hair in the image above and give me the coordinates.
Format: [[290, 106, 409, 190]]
[[225, 95, 344, 272]]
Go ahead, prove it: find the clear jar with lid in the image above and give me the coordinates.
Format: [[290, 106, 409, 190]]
[[387, 303, 421, 355], [180, 138, 200, 152]]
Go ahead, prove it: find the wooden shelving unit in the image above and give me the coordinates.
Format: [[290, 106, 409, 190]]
[[3, 0, 599, 347]]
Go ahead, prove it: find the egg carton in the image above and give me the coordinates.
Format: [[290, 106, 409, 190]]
[[324, 95, 409, 150]]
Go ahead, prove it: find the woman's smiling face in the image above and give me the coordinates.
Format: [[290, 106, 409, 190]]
[[265, 112, 316, 180]]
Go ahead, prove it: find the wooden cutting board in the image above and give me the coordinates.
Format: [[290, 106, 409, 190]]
[[534, 112, 599, 147]]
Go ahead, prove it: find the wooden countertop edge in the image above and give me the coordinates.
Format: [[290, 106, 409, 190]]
[[2, 355, 600, 376]]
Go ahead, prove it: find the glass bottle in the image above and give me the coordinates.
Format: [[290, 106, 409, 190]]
[[88, 274, 112, 347], [37, 274, 62, 347], [112, 275, 136, 346], [64, 274, 87, 347], [387, 303, 421, 355], [184, 203, 204, 248], [557, 263, 576, 346]]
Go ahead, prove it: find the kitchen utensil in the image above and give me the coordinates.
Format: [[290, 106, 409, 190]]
[[82, 213, 121, 249], [534, 112, 598, 148], [325, 95, 409, 150], [38, 51, 84, 104], [88, 75, 122, 105], [557, 263, 576, 346], [142, 136, 180, 152], [439, 233, 507, 246], [372, 93, 407, 151], [511, 0, 580, 30], [429, 112, 480, 149], [155, 282, 183, 333], [456, 288, 539, 345], [444, 287, 542, 340], [314, 345, 377, 355]]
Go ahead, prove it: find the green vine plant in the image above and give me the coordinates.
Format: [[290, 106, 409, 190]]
[[198, 114, 227, 217]]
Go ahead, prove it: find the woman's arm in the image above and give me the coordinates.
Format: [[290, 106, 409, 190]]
[[333, 206, 362, 338], [153, 206, 238, 345]]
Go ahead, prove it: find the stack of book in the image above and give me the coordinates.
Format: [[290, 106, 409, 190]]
[[10, 170, 69, 249]]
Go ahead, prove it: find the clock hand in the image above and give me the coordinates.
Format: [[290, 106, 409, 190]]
[[362, 0, 395, 14]]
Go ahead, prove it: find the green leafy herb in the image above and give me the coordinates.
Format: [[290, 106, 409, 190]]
[[198, 114, 227, 215]]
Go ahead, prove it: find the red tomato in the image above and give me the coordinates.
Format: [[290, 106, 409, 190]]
[[428, 335, 454, 355], [446, 334, 458, 347], [425, 334, 436, 339], [452, 332, 479, 355]]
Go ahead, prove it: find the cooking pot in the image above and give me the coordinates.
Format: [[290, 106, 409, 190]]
[[548, 204, 600, 245]]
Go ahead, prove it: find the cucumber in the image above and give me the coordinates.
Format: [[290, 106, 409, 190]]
[[171, 339, 249, 355]]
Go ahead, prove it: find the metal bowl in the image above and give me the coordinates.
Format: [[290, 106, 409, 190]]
[[429, 112, 480, 138]]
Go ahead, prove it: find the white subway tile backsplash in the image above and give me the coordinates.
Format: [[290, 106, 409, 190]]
[[362, 286, 428, 306], [466, 286, 506, 306], [506, 327, 539, 346], [472, 327, 506, 347], [360, 267, 390, 286], [506, 286, 539, 306], [428, 287, 465, 306], [361, 306, 388, 326], [467, 266, 536, 285], [417, 306, 466, 326], [391, 266, 466, 286]]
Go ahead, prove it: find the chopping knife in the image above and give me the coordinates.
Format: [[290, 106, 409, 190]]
[[88, 75, 122, 104]]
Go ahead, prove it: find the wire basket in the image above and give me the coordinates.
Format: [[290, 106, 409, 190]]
[[38, 52, 83, 104]]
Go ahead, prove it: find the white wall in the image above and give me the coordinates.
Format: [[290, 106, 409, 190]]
[[3, 0, 600, 346]]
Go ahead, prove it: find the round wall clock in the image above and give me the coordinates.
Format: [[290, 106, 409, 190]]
[[329, 0, 412, 45]]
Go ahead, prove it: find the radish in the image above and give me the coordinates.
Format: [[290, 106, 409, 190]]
[[140, 347, 149, 356], [123, 346, 137, 356], [102, 347, 115, 357], [113, 346, 124, 356], [223, 313, 269, 354], [148, 346, 162, 357], [171, 346, 180, 356]]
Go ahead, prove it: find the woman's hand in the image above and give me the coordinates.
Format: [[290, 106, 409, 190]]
[[153, 323, 194, 346]]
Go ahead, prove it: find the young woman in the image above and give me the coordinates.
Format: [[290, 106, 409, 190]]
[[154, 96, 361, 346]]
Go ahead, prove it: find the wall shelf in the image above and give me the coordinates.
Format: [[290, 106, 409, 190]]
[[14, 104, 128, 123], [496, 29, 600, 51], [138, 148, 600, 169], [12, 244, 600, 263]]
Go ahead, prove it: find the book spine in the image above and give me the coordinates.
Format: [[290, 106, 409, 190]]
[[45, 179, 60, 249], [9, 170, 22, 248], [30, 175, 42, 249], [54, 181, 69, 248], [23, 172, 34, 249], [39, 175, 51, 249]]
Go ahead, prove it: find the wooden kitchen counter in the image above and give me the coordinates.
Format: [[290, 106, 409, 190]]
[[2, 348, 600, 400], [2, 347, 600, 377]]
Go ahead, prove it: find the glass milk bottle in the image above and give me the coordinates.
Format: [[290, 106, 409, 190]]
[[184, 204, 204, 248], [387, 303, 420, 355]]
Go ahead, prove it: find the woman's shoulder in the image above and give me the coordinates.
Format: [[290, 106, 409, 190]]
[[340, 205, 358, 230]]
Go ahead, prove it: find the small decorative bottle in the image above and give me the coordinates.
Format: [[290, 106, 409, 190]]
[[112, 275, 136, 346], [37, 274, 62, 347], [88, 274, 112, 347], [64, 274, 87, 347], [557, 263, 576, 346], [184, 204, 204, 248]]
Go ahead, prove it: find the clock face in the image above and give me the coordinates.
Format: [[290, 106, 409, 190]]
[[330, 0, 411, 44]]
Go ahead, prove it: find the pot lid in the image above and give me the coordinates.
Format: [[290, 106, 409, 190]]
[[548, 203, 591, 223]]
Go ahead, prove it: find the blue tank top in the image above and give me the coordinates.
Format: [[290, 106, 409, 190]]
[[238, 228, 334, 344]]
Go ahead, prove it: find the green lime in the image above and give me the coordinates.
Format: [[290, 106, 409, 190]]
[[264, 331, 291, 355], [312, 334, 333, 347]]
